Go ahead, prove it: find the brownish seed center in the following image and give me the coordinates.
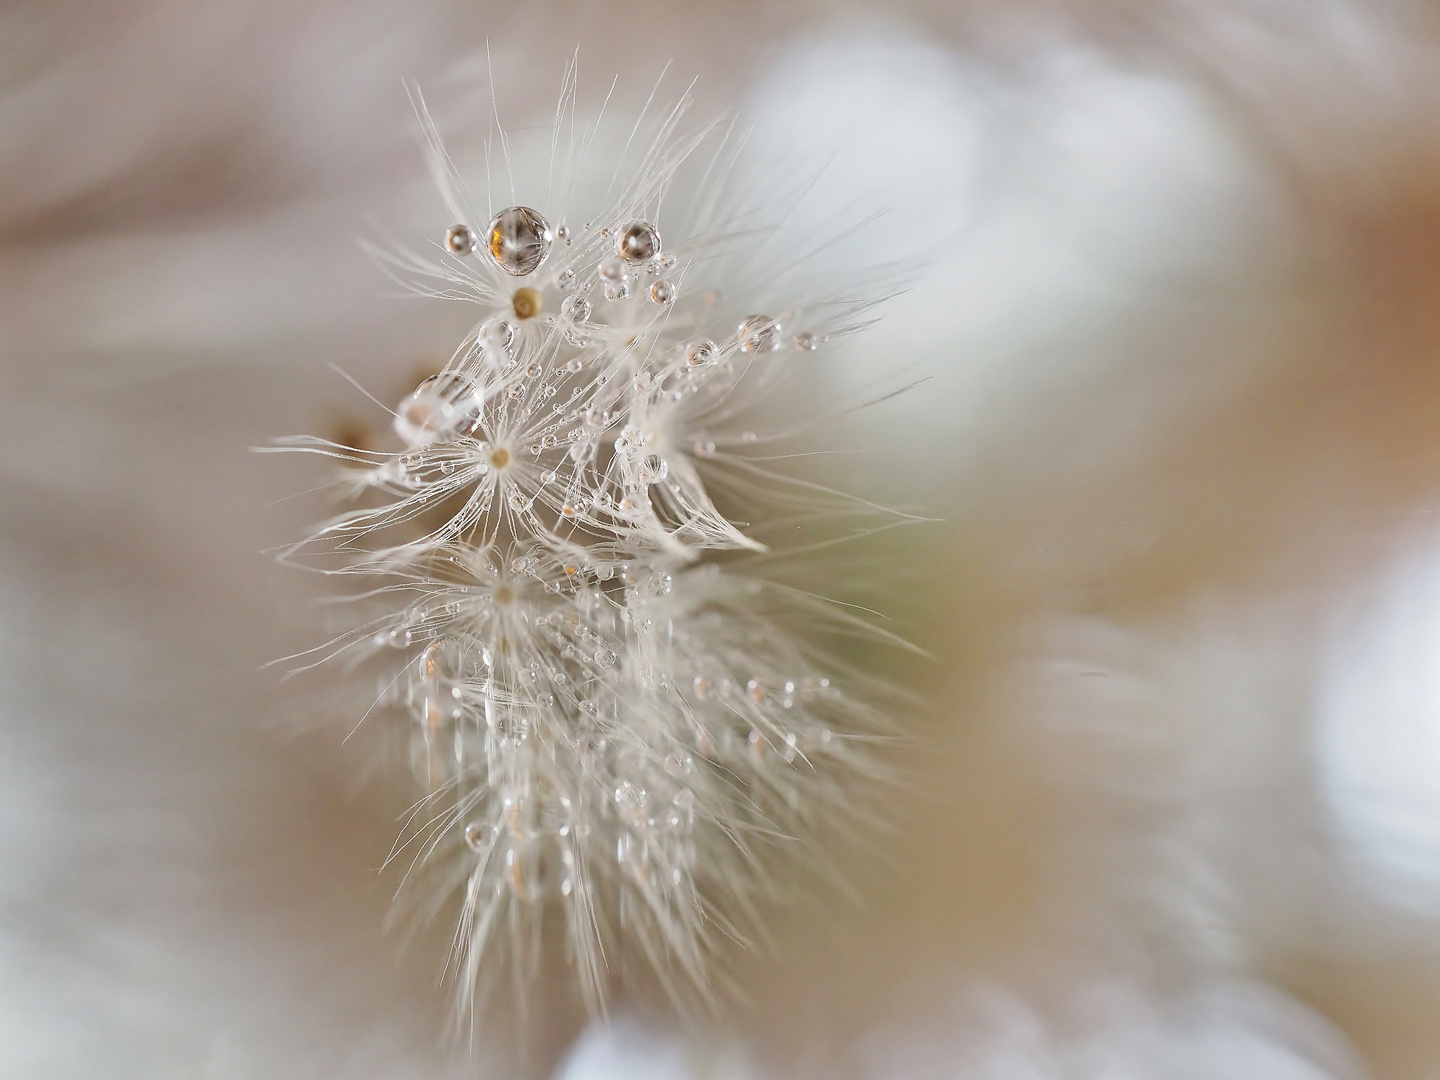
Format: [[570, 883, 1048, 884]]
[[511, 287, 543, 320], [490, 447, 510, 468]]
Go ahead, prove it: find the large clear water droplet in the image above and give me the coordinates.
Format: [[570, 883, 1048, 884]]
[[486, 206, 553, 276]]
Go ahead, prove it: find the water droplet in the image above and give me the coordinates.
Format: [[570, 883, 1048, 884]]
[[393, 374, 481, 447], [561, 294, 591, 323], [616, 221, 661, 262], [657, 252, 677, 270], [613, 780, 649, 828], [637, 454, 668, 484], [481, 317, 515, 350], [593, 647, 616, 667], [464, 821, 494, 851], [692, 676, 710, 700], [554, 267, 576, 290], [509, 492, 528, 510], [650, 279, 676, 305], [617, 495, 642, 518], [446, 223, 477, 256], [486, 206, 553, 276], [684, 340, 717, 368], [598, 256, 627, 283], [793, 331, 823, 351], [511, 286, 543, 320], [738, 314, 782, 354], [556, 224, 571, 242], [603, 279, 631, 301]]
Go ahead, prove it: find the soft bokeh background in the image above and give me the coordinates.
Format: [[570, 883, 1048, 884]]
[[5, 0, 1440, 1076]]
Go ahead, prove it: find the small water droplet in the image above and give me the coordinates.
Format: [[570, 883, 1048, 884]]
[[556, 224, 571, 242], [593, 647, 616, 667], [598, 256, 627, 283], [684, 339, 717, 368], [793, 331, 823, 351], [561, 294, 591, 323], [393, 374, 481, 447], [464, 821, 494, 851], [486, 206, 553, 276], [637, 454, 668, 484], [446, 223, 477, 256], [603, 279, 631, 301], [481, 317, 515, 350], [738, 314, 782, 354], [650, 279, 676, 305], [616, 221, 661, 262]]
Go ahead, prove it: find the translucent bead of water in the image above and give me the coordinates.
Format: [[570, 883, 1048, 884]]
[[561, 295, 591, 323], [393, 374, 481, 447], [446, 223, 477, 256], [637, 454, 668, 484], [486, 205, 553, 276], [481, 317, 515, 350], [650, 279, 676, 305], [616, 221, 661, 262], [556, 224, 571, 243], [603, 279, 630, 301], [598, 256, 627, 284], [793, 331, 823, 351], [464, 821, 494, 851], [738, 314, 782, 354], [684, 339, 717, 368]]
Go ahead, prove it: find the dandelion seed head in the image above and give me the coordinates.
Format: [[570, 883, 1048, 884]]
[[273, 65, 907, 1027]]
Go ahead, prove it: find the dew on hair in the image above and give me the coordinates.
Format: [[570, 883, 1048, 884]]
[[793, 331, 823, 352], [684, 340, 717, 368], [561, 295, 591, 323], [393, 374, 481, 447], [481, 317, 515, 351], [464, 821, 494, 852], [650, 279, 676, 305], [487, 206, 553, 276], [616, 221, 661, 262], [738, 314, 782, 354], [446, 223, 477, 256]]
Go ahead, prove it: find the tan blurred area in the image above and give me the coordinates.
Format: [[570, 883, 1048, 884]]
[[4, 1, 1440, 1077]]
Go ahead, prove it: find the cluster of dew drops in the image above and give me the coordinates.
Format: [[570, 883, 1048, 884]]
[[316, 195, 873, 1006]]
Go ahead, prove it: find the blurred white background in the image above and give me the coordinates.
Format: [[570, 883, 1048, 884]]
[[4, 0, 1440, 1076]]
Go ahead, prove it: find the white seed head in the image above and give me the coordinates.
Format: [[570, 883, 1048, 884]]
[[272, 71, 902, 1028]]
